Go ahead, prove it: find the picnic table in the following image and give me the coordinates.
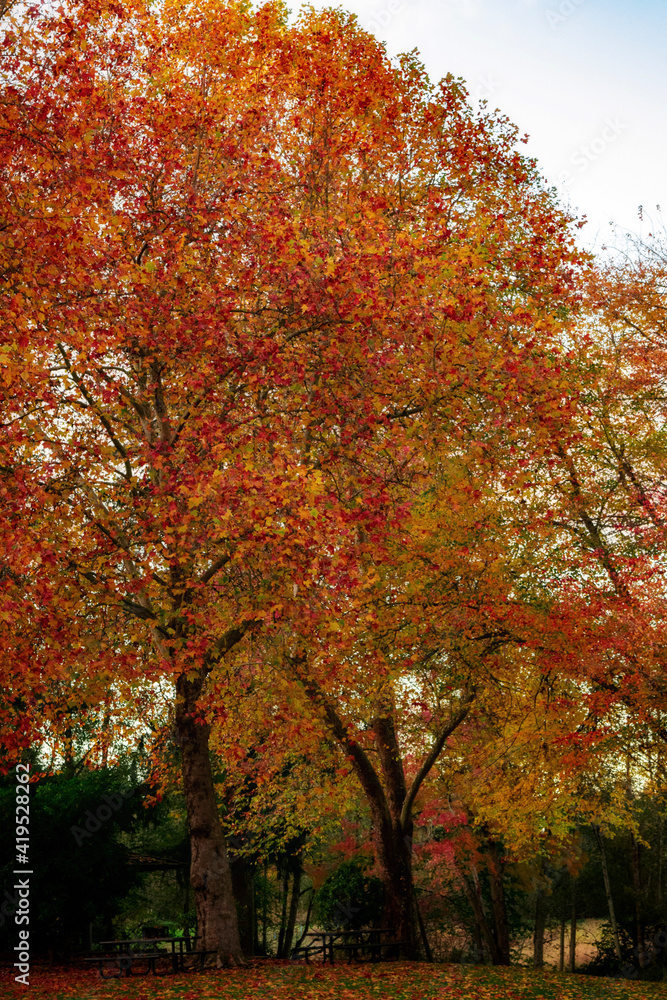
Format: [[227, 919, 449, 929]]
[[291, 928, 409, 964], [85, 936, 217, 977]]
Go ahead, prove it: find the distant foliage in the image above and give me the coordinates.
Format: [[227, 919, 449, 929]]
[[0, 767, 148, 955], [314, 858, 384, 930]]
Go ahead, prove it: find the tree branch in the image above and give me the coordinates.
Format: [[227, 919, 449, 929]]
[[287, 653, 390, 818], [554, 443, 631, 601], [56, 343, 132, 480], [400, 690, 475, 830], [121, 598, 157, 622], [204, 622, 257, 671], [200, 553, 231, 585]]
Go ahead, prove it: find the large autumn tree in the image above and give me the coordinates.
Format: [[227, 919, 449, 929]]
[[1, 0, 586, 962]]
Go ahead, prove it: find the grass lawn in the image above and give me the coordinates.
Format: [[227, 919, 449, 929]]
[[2, 963, 667, 1000]]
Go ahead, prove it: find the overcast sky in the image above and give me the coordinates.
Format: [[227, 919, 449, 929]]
[[292, 0, 666, 252]]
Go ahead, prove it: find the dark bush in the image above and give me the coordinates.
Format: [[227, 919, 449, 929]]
[[314, 858, 384, 930]]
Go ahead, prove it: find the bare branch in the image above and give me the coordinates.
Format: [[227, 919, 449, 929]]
[[56, 343, 132, 480]]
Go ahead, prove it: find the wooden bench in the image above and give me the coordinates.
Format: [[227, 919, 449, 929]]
[[85, 937, 218, 977], [291, 941, 326, 963], [85, 950, 172, 978], [291, 929, 409, 965], [333, 932, 409, 964]]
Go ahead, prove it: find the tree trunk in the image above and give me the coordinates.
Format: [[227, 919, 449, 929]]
[[631, 832, 645, 970], [369, 713, 418, 955], [230, 857, 255, 957], [176, 671, 243, 966], [413, 888, 433, 962], [180, 868, 192, 948], [261, 861, 268, 956], [593, 825, 622, 964], [487, 838, 510, 965], [290, 660, 472, 961], [533, 884, 547, 969], [101, 698, 111, 768], [293, 887, 314, 953], [472, 917, 484, 963], [369, 800, 417, 953], [282, 867, 302, 959], [659, 815, 663, 906], [276, 862, 290, 958], [461, 865, 499, 964], [559, 900, 565, 972], [569, 875, 576, 973]]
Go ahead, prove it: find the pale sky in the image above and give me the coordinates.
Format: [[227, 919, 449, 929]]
[[292, 0, 666, 252]]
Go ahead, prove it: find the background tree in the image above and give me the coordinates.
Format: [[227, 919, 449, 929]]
[[0, 763, 148, 958]]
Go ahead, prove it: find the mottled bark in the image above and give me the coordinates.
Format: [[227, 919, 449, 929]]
[[176, 670, 243, 966]]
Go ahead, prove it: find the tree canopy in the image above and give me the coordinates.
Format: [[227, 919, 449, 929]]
[[2, 0, 664, 966]]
